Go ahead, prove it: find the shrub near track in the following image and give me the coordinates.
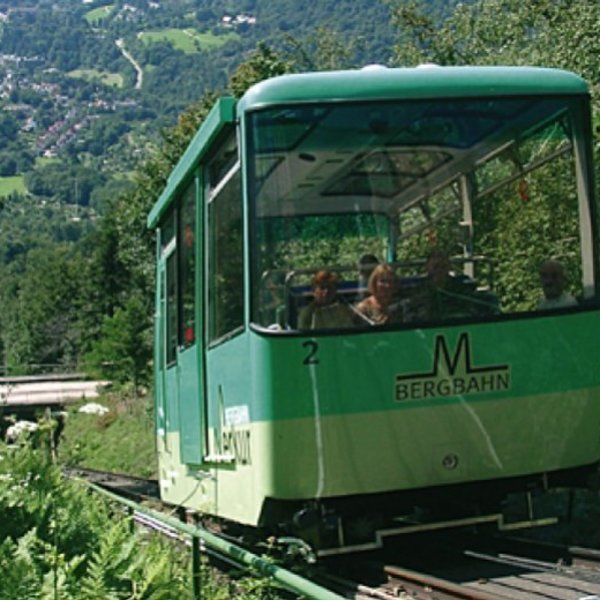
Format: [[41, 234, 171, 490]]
[[0, 438, 190, 599], [2, 436, 283, 599]]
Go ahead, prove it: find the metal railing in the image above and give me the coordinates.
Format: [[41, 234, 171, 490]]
[[79, 479, 345, 600]]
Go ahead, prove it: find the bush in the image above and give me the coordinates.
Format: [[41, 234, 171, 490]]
[[0, 439, 189, 598]]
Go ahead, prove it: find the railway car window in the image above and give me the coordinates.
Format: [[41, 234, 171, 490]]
[[179, 182, 196, 348], [165, 250, 178, 365], [161, 210, 176, 250], [248, 96, 595, 332], [207, 133, 243, 344], [160, 208, 178, 365]]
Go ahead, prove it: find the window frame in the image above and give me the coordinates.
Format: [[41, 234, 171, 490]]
[[205, 128, 245, 348], [245, 95, 599, 336]]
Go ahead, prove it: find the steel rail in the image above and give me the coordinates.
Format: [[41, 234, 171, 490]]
[[76, 478, 345, 600], [385, 564, 509, 600]]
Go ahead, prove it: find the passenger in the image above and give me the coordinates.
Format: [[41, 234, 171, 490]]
[[405, 249, 497, 322], [537, 259, 577, 310], [298, 270, 354, 330], [357, 254, 380, 299], [354, 264, 403, 325]]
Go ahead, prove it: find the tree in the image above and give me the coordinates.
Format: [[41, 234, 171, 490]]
[[0, 155, 17, 177], [387, 0, 599, 103], [0, 244, 85, 373], [0, 113, 19, 143], [83, 294, 152, 387], [228, 43, 291, 97]]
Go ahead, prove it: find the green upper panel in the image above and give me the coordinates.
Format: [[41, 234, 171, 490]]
[[147, 96, 236, 229], [237, 66, 588, 112]]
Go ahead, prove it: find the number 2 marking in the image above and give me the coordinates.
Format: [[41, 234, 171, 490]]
[[302, 340, 319, 365]]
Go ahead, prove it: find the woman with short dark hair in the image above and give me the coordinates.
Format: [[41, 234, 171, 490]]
[[298, 270, 354, 330]]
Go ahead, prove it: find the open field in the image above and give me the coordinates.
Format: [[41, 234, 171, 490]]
[[68, 68, 124, 88], [0, 175, 26, 197], [139, 28, 239, 53], [84, 4, 115, 24]]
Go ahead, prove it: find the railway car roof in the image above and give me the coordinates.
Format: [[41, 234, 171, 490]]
[[237, 66, 588, 110], [148, 66, 588, 228]]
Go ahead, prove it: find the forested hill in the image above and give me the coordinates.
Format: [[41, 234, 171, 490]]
[[0, 0, 415, 375], [0, 0, 399, 126], [0, 0, 423, 216]]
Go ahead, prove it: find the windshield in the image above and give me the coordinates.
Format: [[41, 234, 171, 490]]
[[248, 96, 594, 332]]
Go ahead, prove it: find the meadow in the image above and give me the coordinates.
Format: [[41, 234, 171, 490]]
[[84, 4, 115, 25], [0, 175, 26, 197], [139, 28, 239, 53], [68, 68, 124, 88]]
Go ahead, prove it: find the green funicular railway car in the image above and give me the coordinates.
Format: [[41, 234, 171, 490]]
[[148, 66, 599, 556]]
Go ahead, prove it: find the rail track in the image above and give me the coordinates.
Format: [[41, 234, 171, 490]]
[[66, 467, 600, 599], [63, 466, 159, 501], [319, 531, 600, 599]]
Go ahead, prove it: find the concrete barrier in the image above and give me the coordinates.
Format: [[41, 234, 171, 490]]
[[0, 379, 110, 407]]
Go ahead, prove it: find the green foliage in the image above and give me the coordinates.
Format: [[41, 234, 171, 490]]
[[83, 293, 152, 386], [0, 437, 106, 560], [0, 440, 190, 598], [228, 44, 292, 97], [387, 0, 600, 103], [281, 26, 362, 72], [0, 533, 45, 600], [24, 162, 107, 205], [0, 112, 19, 142], [0, 243, 87, 372]]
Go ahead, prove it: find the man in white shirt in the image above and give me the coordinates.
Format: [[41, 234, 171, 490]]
[[537, 259, 578, 310]]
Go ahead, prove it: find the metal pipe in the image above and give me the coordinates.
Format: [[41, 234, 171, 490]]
[[192, 536, 202, 600], [82, 481, 345, 600]]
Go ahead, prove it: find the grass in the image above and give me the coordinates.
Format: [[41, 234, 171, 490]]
[[68, 68, 124, 88], [0, 175, 26, 197], [59, 389, 157, 478], [35, 156, 61, 168], [139, 28, 239, 53], [84, 4, 115, 25]]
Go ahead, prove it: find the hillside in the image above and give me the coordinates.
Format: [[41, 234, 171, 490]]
[[0, 0, 408, 375], [0, 0, 399, 186], [0, 0, 409, 288]]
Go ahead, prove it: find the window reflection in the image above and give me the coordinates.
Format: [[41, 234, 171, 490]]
[[249, 97, 590, 332]]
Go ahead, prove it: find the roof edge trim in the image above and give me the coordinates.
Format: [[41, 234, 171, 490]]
[[147, 96, 237, 229]]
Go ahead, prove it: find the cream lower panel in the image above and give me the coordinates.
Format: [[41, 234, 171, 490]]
[[156, 422, 276, 526], [268, 388, 600, 499], [156, 388, 600, 521]]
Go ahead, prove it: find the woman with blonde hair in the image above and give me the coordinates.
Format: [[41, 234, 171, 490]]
[[355, 263, 402, 325]]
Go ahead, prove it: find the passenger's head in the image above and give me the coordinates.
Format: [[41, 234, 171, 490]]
[[358, 254, 379, 280], [539, 260, 567, 300], [368, 264, 397, 302], [426, 250, 452, 287], [311, 270, 339, 306]]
